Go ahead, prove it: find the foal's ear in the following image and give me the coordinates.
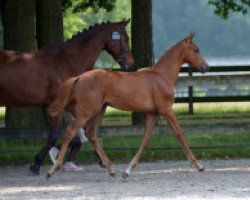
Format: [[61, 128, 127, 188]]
[[121, 18, 131, 27], [186, 32, 195, 44]]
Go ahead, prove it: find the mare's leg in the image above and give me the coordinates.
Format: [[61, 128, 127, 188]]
[[163, 109, 204, 171], [85, 108, 116, 176], [30, 115, 62, 175], [123, 114, 156, 179], [47, 118, 86, 178]]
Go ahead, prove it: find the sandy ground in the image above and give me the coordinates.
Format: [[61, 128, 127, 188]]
[[1, 159, 250, 200]]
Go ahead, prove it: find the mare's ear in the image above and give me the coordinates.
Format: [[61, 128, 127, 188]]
[[185, 32, 195, 44], [121, 18, 131, 27]]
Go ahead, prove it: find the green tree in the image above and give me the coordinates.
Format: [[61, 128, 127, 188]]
[[208, 0, 250, 19], [62, 0, 117, 13], [63, 0, 130, 69]]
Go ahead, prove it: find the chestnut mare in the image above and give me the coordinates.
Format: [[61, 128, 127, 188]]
[[0, 19, 134, 175], [47, 33, 209, 179]]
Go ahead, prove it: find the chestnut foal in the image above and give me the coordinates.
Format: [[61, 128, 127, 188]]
[[47, 33, 209, 179]]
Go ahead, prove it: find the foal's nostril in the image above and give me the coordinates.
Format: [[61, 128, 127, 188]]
[[205, 64, 210, 72], [201, 63, 209, 73]]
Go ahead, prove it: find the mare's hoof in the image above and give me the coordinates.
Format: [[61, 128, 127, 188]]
[[109, 172, 116, 178], [122, 172, 129, 179], [198, 167, 205, 172], [29, 164, 40, 175]]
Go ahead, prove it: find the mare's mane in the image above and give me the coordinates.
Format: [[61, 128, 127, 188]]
[[69, 21, 117, 42], [41, 21, 119, 51]]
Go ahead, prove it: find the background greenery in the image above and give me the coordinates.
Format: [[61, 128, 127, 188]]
[[63, 0, 250, 61], [153, 0, 250, 59], [1, 0, 250, 63]]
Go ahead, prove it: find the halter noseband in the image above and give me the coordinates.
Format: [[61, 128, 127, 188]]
[[111, 25, 130, 66]]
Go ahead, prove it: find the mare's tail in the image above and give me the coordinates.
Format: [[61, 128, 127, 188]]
[[48, 77, 78, 117]]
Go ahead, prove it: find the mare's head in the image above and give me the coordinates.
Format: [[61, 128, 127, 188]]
[[104, 19, 134, 71], [182, 33, 209, 73]]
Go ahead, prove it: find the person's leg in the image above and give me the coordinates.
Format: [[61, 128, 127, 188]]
[[63, 128, 86, 171], [49, 111, 104, 170], [49, 134, 83, 170]]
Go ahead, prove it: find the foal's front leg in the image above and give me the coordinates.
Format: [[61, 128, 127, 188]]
[[123, 114, 156, 179], [85, 110, 116, 176], [47, 120, 84, 178], [163, 109, 204, 171]]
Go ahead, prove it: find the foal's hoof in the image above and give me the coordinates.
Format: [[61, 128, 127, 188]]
[[109, 172, 116, 178], [46, 173, 52, 180], [29, 164, 40, 175], [122, 172, 129, 179], [198, 167, 205, 172]]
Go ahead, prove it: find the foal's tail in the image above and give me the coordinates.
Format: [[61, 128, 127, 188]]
[[48, 77, 78, 117]]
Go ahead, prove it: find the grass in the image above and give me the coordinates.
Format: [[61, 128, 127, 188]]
[[1, 102, 250, 126], [0, 132, 250, 165], [107, 102, 250, 116], [1, 102, 250, 165]]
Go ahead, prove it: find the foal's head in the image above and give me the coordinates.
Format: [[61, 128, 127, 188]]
[[104, 19, 134, 71], [182, 33, 209, 73]]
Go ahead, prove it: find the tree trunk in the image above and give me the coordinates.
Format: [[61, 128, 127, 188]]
[[3, 0, 64, 128], [2, 0, 47, 128], [131, 0, 153, 125], [36, 0, 64, 48], [3, 0, 36, 51], [35, 0, 65, 127]]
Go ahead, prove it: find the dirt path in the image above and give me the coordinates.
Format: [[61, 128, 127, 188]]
[[1, 159, 250, 200]]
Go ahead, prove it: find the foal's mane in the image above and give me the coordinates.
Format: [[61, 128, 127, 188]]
[[153, 38, 186, 69]]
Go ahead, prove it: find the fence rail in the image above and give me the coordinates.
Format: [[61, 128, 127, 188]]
[[1, 64, 250, 138], [176, 65, 250, 113]]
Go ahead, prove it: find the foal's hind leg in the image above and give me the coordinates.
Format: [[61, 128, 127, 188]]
[[123, 114, 156, 179], [85, 109, 116, 176], [47, 119, 86, 178], [163, 109, 204, 171]]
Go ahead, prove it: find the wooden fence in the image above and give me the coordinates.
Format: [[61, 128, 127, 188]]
[[0, 64, 250, 138], [176, 65, 250, 114]]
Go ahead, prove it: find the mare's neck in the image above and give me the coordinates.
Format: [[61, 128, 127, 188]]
[[153, 44, 184, 86], [63, 29, 107, 75]]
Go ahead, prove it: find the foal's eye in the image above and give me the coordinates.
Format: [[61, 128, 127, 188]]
[[194, 47, 199, 53]]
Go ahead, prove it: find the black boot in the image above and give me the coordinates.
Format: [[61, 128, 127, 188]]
[[67, 137, 82, 162]]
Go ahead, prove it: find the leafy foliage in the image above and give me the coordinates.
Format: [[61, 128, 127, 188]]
[[208, 0, 250, 19], [62, 0, 117, 13], [63, 0, 130, 68]]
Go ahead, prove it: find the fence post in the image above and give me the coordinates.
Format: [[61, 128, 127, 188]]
[[188, 65, 193, 114]]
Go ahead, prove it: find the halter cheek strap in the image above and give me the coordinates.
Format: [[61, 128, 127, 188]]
[[111, 27, 130, 70]]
